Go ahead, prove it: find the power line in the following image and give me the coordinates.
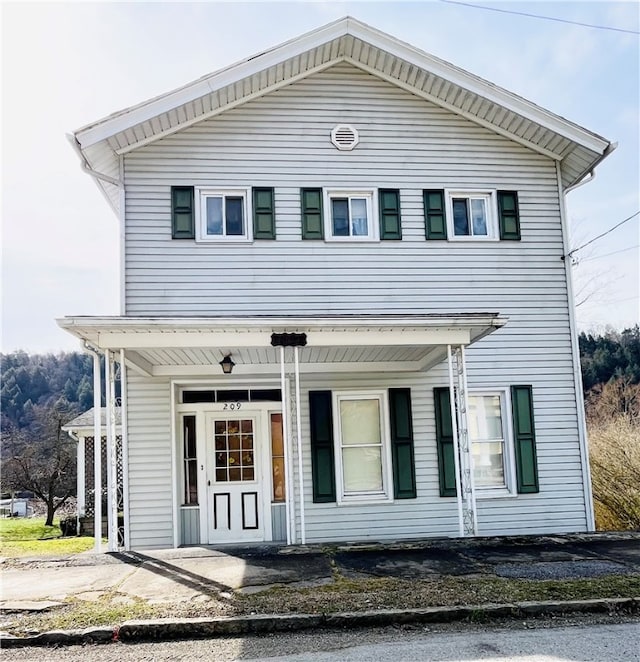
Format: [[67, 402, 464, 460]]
[[438, 0, 640, 35], [580, 244, 640, 263], [567, 211, 640, 259]]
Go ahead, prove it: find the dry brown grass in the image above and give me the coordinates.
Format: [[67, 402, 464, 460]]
[[586, 380, 640, 531]]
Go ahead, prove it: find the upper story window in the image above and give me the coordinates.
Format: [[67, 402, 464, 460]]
[[446, 191, 497, 240], [196, 189, 251, 242], [324, 190, 378, 241], [424, 189, 520, 241]]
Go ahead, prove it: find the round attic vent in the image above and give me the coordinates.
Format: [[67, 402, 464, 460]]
[[331, 124, 359, 151]]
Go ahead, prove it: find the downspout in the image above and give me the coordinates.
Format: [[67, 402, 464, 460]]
[[82, 341, 103, 552], [556, 161, 596, 531]]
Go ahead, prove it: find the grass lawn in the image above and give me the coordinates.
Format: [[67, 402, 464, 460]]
[[0, 517, 96, 557]]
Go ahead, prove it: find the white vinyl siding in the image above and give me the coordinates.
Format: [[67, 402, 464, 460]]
[[120, 62, 588, 543], [125, 373, 174, 549]]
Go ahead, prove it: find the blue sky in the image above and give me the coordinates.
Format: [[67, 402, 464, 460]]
[[2, 1, 639, 352]]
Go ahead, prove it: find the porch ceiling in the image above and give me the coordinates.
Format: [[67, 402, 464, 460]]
[[57, 313, 507, 376]]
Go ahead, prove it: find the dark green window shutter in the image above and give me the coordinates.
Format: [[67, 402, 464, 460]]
[[301, 188, 324, 239], [511, 385, 539, 493], [253, 187, 276, 239], [434, 387, 456, 496], [498, 190, 521, 240], [379, 189, 402, 240], [424, 189, 447, 240], [389, 388, 416, 498], [309, 390, 336, 502], [171, 186, 194, 239]]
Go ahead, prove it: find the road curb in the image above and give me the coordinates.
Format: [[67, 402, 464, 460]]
[[1, 597, 638, 648]]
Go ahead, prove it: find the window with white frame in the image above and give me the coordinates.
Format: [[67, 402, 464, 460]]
[[196, 189, 251, 241], [325, 190, 377, 240], [333, 391, 391, 502], [468, 390, 515, 494], [446, 191, 497, 239]]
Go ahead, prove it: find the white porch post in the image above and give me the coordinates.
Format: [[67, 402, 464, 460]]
[[77, 439, 85, 517], [447, 344, 478, 536], [105, 350, 119, 551], [119, 349, 130, 550], [294, 346, 305, 545], [85, 344, 103, 552], [279, 347, 293, 544]]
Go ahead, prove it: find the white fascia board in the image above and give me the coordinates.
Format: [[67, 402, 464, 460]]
[[57, 313, 506, 332], [74, 18, 355, 149], [344, 21, 610, 155], [306, 329, 470, 346], [73, 16, 609, 156]]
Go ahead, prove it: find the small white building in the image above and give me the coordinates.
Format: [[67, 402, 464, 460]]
[[59, 18, 613, 551], [0, 498, 33, 518]]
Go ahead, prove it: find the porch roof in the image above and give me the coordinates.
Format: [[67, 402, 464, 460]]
[[58, 313, 506, 377]]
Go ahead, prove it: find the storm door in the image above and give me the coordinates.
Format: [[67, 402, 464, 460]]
[[205, 413, 266, 543]]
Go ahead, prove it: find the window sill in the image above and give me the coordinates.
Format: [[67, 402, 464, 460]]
[[475, 489, 517, 500], [337, 495, 392, 506]]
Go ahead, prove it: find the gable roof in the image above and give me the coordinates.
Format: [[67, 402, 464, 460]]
[[71, 16, 613, 214]]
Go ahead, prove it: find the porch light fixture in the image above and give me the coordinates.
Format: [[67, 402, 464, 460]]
[[219, 355, 235, 375]]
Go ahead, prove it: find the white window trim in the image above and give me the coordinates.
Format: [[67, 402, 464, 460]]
[[332, 389, 393, 505], [195, 187, 252, 242], [323, 188, 379, 242], [445, 190, 498, 241], [469, 388, 518, 498]]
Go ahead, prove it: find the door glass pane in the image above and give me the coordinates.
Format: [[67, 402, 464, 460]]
[[472, 441, 505, 487], [471, 198, 487, 235], [214, 418, 255, 482], [350, 198, 368, 236], [332, 198, 349, 236], [340, 399, 381, 445], [452, 198, 470, 235], [225, 197, 244, 235], [206, 197, 223, 235], [343, 447, 383, 492]]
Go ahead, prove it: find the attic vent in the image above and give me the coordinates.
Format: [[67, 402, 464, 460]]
[[331, 124, 359, 151]]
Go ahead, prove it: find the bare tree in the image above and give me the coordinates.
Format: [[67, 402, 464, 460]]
[[2, 400, 78, 526]]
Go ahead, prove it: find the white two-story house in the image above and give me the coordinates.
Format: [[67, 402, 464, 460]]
[[59, 17, 614, 552]]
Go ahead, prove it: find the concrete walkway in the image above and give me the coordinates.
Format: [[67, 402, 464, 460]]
[[2, 532, 639, 610]]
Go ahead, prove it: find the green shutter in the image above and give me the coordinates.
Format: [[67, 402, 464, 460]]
[[434, 387, 456, 496], [379, 189, 402, 240], [511, 385, 539, 493], [171, 186, 194, 239], [498, 190, 521, 240], [253, 187, 276, 239], [424, 189, 447, 240], [301, 188, 324, 239], [309, 390, 336, 502], [389, 388, 416, 498]]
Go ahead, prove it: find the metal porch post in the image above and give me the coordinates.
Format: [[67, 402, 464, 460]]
[[447, 344, 478, 536]]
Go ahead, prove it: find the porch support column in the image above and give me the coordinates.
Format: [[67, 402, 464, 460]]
[[105, 349, 119, 551], [77, 437, 85, 521], [293, 346, 305, 545], [83, 342, 103, 552], [272, 333, 308, 545], [279, 346, 293, 545], [119, 349, 130, 550], [447, 344, 478, 536]]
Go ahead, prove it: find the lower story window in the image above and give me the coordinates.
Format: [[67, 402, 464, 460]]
[[468, 391, 514, 493], [334, 391, 390, 502], [270, 413, 286, 502]]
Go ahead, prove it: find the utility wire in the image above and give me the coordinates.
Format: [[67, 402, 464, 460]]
[[567, 211, 640, 259], [580, 244, 640, 263], [439, 0, 640, 35]]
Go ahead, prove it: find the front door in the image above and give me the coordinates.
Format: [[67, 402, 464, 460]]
[[205, 413, 266, 543]]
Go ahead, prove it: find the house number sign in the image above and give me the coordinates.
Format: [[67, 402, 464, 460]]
[[222, 402, 242, 410]]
